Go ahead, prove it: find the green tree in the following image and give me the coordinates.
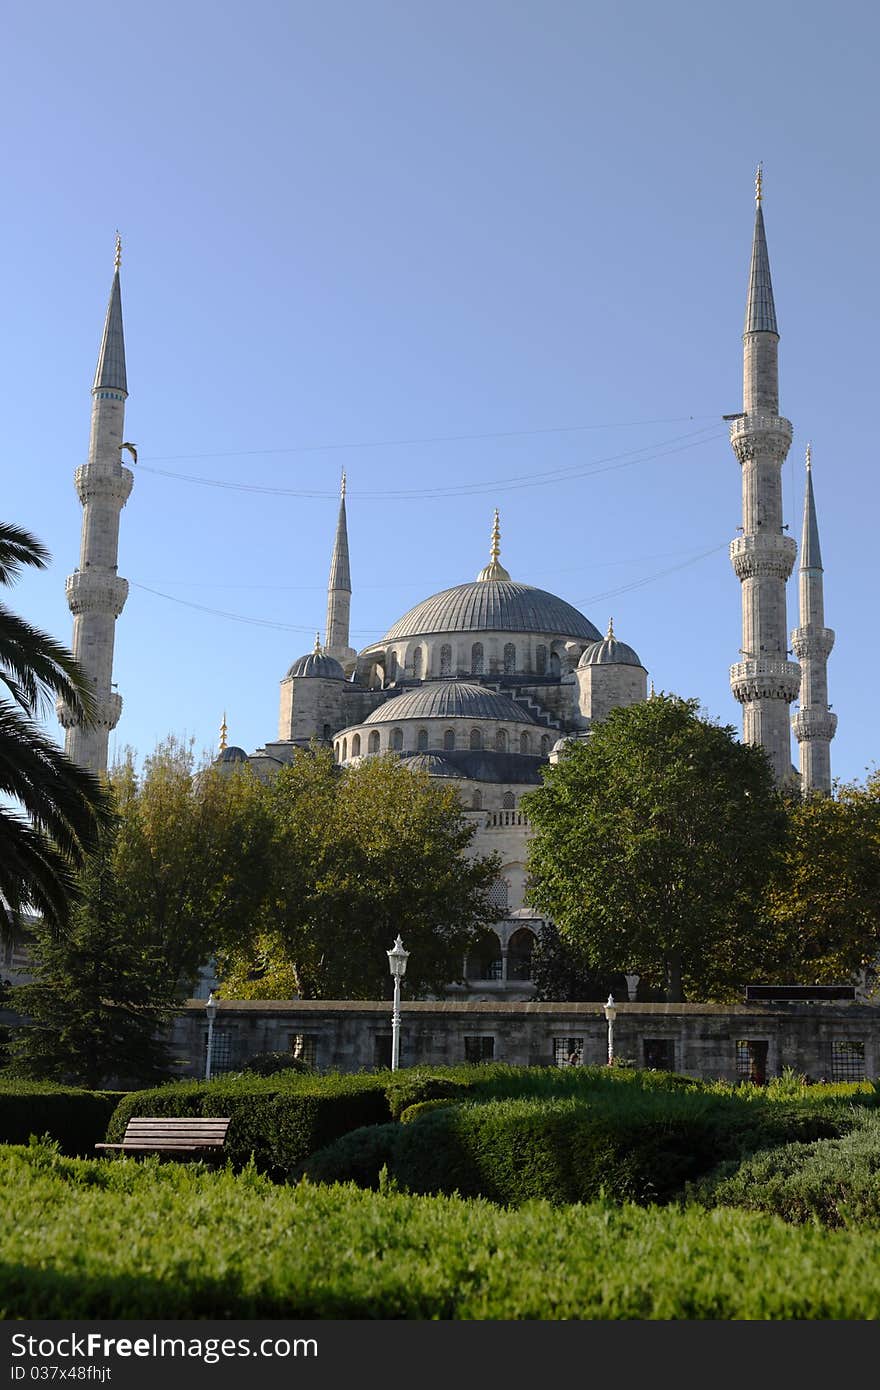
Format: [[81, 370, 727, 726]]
[[0, 522, 109, 933], [110, 737, 274, 996], [530, 921, 623, 1003], [220, 749, 501, 1000], [8, 826, 174, 1087], [523, 695, 787, 1001], [763, 771, 880, 990]]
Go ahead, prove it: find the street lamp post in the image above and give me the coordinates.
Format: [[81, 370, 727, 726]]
[[603, 994, 617, 1066], [205, 991, 218, 1082], [386, 936, 409, 1072]]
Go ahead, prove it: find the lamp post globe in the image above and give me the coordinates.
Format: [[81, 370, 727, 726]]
[[603, 994, 617, 1066], [387, 936, 409, 1072], [205, 991, 218, 1082]]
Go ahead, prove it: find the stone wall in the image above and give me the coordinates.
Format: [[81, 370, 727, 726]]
[[174, 999, 880, 1083]]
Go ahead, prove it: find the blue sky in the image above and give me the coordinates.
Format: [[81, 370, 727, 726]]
[[2, 1, 877, 783]]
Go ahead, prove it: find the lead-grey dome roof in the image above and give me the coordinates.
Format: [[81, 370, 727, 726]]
[[578, 620, 643, 669], [399, 753, 460, 778], [362, 681, 538, 725], [383, 580, 601, 642], [285, 650, 345, 680], [217, 745, 249, 763]]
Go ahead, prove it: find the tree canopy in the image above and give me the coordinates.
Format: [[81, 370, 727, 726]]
[[522, 695, 788, 1001], [0, 522, 109, 935]]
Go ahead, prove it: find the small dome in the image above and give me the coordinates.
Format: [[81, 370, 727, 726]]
[[285, 646, 345, 680], [362, 681, 537, 725], [215, 745, 249, 767], [578, 618, 642, 669], [399, 753, 460, 778]]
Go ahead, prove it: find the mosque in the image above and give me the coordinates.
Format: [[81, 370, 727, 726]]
[[60, 174, 837, 1000]]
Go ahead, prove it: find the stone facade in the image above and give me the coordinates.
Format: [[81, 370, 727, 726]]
[[173, 999, 880, 1084]]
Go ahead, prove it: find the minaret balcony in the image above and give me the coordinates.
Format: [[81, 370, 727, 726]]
[[729, 533, 797, 581], [729, 658, 801, 705], [56, 690, 122, 732], [75, 464, 134, 508], [792, 708, 838, 742], [729, 413, 792, 466], [790, 625, 835, 661], [66, 570, 129, 617]]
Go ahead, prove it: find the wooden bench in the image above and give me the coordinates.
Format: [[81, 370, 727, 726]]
[[95, 1117, 231, 1158]]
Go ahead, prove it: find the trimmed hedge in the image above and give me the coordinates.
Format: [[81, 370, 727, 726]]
[[105, 1073, 395, 1176], [691, 1110, 880, 1227], [0, 1080, 122, 1155], [4, 1142, 880, 1318], [303, 1088, 862, 1205]]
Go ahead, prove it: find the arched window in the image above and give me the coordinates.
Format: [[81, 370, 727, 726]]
[[502, 791, 515, 810], [417, 728, 428, 751], [342, 738, 348, 761], [488, 878, 509, 909], [508, 927, 536, 981], [352, 733, 361, 757], [368, 730, 380, 754], [535, 644, 547, 675], [440, 643, 452, 676], [323, 724, 332, 742], [443, 728, 455, 751], [504, 642, 516, 674], [391, 727, 403, 751], [495, 728, 508, 752], [413, 646, 423, 679], [550, 650, 561, 677], [471, 642, 484, 675], [470, 728, 482, 750], [540, 734, 551, 756], [520, 731, 531, 755], [471, 790, 483, 810], [386, 651, 398, 682]]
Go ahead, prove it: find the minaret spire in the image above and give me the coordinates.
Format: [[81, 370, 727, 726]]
[[58, 238, 134, 774], [324, 471, 356, 670], [791, 445, 836, 793], [728, 171, 800, 783]]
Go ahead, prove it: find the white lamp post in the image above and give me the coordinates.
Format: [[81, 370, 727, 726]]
[[603, 994, 617, 1066], [204, 991, 218, 1082], [386, 936, 409, 1072]]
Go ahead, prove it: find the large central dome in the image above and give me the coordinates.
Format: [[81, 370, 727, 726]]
[[383, 580, 601, 642]]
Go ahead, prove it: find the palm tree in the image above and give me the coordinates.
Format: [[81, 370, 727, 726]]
[[0, 522, 109, 933]]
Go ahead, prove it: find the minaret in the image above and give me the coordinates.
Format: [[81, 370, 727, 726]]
[[57, 235, 134, 775], [728, 168, 801, 783], [791, 445, 836, 792], [324, 471, 356, 670]]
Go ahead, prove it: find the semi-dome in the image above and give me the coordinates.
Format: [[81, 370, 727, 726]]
[[383, 581, 601, 643], [578, 618, 643, 668], [399, 753, 460, 778], [362, 681, 537, 725], [286, 636, 345, 681]]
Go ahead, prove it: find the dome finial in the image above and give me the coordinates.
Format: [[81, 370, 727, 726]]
[[219, 711, 228, 752], [341, 469, 347, 499], [805, 440, 812, 472], [314, 631, 322, 654], [606, 616, 615, 640], [476, 509, 511, 582], [490, 508, 501, 563], [649, 679, 656, 700], [755, 162, 763, 207], [114, 230, 122, 271]]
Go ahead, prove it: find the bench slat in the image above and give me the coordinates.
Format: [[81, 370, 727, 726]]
[[96, 1116, 231, 1159]]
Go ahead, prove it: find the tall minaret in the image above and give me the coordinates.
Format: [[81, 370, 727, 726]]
[[728, 168, 801, 783], [324, 471, 356, 670], [58, 236, 134, 775], [791, 445, 836, 793]]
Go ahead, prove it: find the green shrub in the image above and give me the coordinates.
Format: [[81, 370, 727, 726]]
[[105, 1072, 393, 1176], [385, 1074, 474, 1120], [240, 1052, 311, 1076], [691, 1111, 880, 1227], [399, 1098, 460, 1124], [300, 1122, 400, 1189], [4, 1142, 880, 1318], [0, 1080, 122, 1155]]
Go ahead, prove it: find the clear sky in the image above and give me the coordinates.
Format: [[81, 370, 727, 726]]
[[2, 1, 877, 783]]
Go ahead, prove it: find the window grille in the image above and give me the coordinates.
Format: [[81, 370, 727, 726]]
[[643, 1038, 675, 1071], [540, 735, 551, 756], [735, 1039, 769, 1084], [470, 728, 482, 750], [290, 1034, 318, 1067], [464, 1036, 495, 1063], [535, 644, 547, 675], [830, 1041, 865, 1081], [471, 642, 484, 675], [417, 728, 428, 751], [504, 643, 516, 673], [413, 646, 423, 679], [488, 879, 509, 908], [369, 730, 380, 753], [520, 732, 531, 754], [440, 644, 452, 676], [502, 791, 515, 809], [443, 728, 455, 750], [391, 727, 403, 751], [207, 1029, 234, 1076], [373, 1034, 393, 1069], [496, 729, 508, 752], [553, 1037, 584, 1067], [471, 790, 482, 810]]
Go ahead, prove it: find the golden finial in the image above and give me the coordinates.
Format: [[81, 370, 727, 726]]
[[341, 469, 347, 500], [805, 441, 812, 472], [490, 509, 501, 564], [114, 230, 122, 270], [755, 163, 763, 207], [649, 679, 656, 699], [314, 631, 322, 654], [219, 712, 228, 753], [606, 617, 615, 640]]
